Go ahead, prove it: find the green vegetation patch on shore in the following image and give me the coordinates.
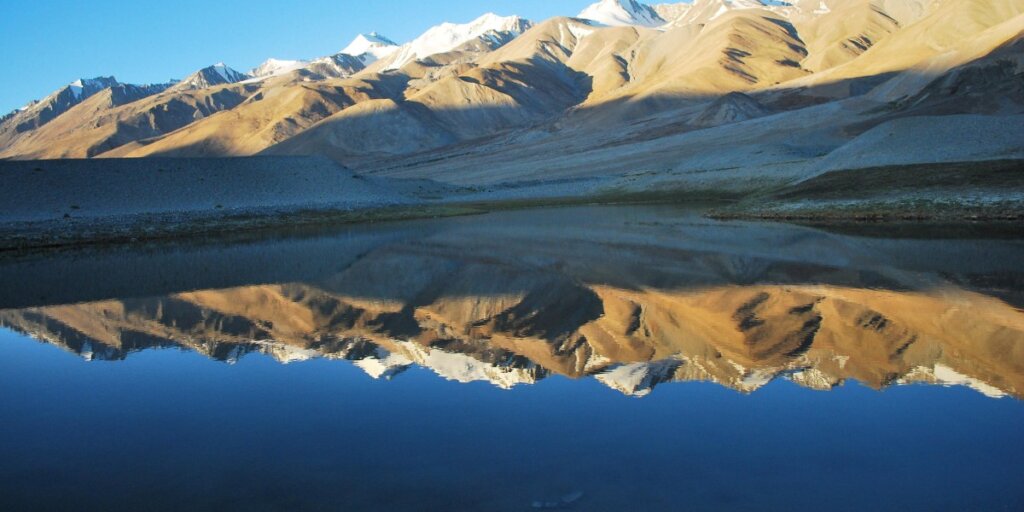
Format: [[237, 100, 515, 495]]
[[710, 160, 1024, 222]]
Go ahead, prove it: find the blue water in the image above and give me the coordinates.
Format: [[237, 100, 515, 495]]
[[0, 206, 1022, 511], [1, 328, 1022, 512]]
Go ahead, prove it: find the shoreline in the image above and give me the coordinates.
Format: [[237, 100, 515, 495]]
[[2, 158, 1021, 253]]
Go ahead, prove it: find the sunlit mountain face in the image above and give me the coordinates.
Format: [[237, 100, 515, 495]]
[[3, 206, 1022, 399]]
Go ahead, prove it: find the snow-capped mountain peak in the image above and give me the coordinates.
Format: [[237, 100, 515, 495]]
[[249, 58, 307, 79], [383, 13, 532, 70], [578, 0, 666, 28], [341, 32, 397, 55], [340, 32, 400, 64]]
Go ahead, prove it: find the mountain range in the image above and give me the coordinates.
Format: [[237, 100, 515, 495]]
[[0, 0, 1022, 204]]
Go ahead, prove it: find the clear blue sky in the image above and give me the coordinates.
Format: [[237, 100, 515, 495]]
[[0, 0, 602, 114]]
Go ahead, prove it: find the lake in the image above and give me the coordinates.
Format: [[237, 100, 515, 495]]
[[1, 206, 1022, 511]]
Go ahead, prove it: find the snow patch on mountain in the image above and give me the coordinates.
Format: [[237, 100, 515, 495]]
[[578, 0, 666, 27], [350, 348, 413, 380], [251, 340, 320, 364], [595, 359, 682, 397], [340, 32, 399, 64], [567, 20, 599, 42], [901, 365, 1008, 398], [69, 80, 85, 99], [383, 13, 532, 70], [396, 341, 540, 389]]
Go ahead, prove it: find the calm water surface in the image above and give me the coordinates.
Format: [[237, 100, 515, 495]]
[[1, 206, 1022, 511]]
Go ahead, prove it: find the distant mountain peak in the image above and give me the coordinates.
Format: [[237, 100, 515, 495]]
[[171, 63, 248, 91], [208, 63, 239, 82], [578, 0, 666, 28], [67, 77, 119, 99], [343, 32, 398, 52], [303, 53, 366, 79]]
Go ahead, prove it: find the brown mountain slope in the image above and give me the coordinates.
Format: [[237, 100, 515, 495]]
[[258, 98, 458, 165], [795, 0, 1024, 95], [629, 10, 810, 95], [357, 1, 1024, 188], [477, 17, 652, 100], [795, 1, 902, 73], [106, 75, 406, 158]]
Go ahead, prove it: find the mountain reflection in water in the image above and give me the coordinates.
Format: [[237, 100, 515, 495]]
[[2, 206, 1023, 399]]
